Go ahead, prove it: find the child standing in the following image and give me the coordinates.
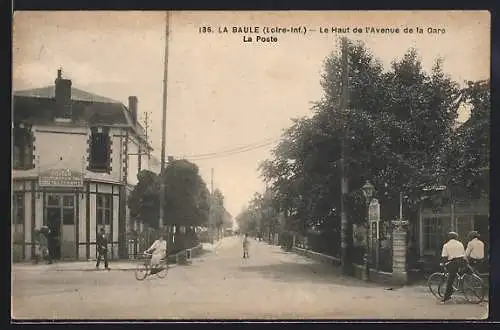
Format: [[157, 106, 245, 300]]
[[243, 234, 250, 259]]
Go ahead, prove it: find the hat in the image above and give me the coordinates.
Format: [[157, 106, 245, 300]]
[[469, 231, 480, 239], [447, 231, 459, 240]]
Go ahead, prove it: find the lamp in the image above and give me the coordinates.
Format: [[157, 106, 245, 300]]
[[361, 180, 375, 282]]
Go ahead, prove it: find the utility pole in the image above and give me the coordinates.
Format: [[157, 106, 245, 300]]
[[209, 168, 214, 243], [143, 112, 152, 160], [159, 11, 170, 230], [340, 37, 351, 276], [138, 112, 152, 172]]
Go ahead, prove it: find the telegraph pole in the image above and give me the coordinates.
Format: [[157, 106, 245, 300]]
[[159, 11, 170, 230], [138, 112, 152, 172], [143, 112, 151, 160], [210, 168, 214, 243], [340, 37, 351, 275]]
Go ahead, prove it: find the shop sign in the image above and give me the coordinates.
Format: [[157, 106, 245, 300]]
[[39, 168, 84, 188]]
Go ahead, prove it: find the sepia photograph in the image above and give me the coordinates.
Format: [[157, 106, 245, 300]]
[[11, 10, 490, 320]]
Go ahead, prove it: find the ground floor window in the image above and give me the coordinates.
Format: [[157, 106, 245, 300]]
[[96, 193, 112, 233], [423, 216, 450, 255], [12, 193, 24, 244]]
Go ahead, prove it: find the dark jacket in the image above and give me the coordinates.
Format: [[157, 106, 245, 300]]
[[97, 233, 108, 252]]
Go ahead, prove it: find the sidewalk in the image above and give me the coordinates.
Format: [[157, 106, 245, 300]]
[[12, 240, 224, 272], [13, 260, 141, 272]]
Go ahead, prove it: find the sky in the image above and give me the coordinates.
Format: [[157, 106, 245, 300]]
[[12, 11, 490, 218]]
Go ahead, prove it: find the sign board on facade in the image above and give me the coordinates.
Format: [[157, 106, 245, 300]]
[[39, 169, 84, 188], [368, 198, 380, 240]]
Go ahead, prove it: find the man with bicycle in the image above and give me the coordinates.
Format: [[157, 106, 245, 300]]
[[465, 231, 485, 272], [440, 231, 466, 303]]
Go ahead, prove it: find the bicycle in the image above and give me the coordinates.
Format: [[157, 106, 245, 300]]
[[427, 261, 485, 304], [134, 252, 168, 281]]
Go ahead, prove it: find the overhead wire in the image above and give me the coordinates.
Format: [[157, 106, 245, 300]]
[[179, 135, 282, 161]]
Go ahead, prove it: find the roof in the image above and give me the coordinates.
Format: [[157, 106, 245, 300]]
[[13, 85, 151, 150], [13, 86, 120, 104]]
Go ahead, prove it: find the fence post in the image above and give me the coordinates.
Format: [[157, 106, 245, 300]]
[[391, 219, 409, 285]]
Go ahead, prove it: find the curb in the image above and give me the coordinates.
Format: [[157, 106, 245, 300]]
[[53, 264, 178, 272], [14, 244, 209, 272]]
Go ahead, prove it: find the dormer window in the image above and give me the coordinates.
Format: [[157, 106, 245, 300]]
[[87, 127, 112, 172], [13, 123, 34, 170]]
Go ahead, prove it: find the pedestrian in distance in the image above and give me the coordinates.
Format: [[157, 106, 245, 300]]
[[440, 231, 466, 303], [96, 227, 110, 270], [243, 233, 250, 259]]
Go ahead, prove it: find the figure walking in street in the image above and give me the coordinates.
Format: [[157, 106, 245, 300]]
[[144, 233, 167, 274], [243, 233, 250, 259], [96, 227, 110, 270], [465, 231, 485, 271], [440, 231, 466, 303]]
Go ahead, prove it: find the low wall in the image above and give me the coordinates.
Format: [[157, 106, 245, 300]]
[[188, 243, 203, 258], [292, 246, 341, 266], [176, 243, 203, 264], [292, 246, 404, 286]]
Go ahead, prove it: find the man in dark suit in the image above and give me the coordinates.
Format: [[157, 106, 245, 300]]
[[43, 226, 55, 264], [96, 228, 110, 270]]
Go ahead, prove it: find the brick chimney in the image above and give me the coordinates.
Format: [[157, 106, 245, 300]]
[[128, 96, 138, 124], [54, 68, 72, 119]]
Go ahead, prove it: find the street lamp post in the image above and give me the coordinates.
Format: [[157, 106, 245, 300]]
[[361, 180, 375, 282]]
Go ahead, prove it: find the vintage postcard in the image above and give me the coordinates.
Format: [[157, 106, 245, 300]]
[[12, 10, 490, 320]]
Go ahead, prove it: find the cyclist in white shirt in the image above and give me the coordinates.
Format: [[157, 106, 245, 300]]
[[145, 233, 167, 274], [465, 231, 485, 269], [441, 231, 466, 303]]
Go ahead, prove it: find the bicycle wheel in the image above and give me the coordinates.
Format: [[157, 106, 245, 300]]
[[156, 262, 168, 279], [428, 272, 446, 299], [462, 273, 485, 304], [135, 261, 149, 281]]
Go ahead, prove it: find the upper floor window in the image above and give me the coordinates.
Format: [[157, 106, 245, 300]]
[[13, 124, 34, 170], [88, 127, 111, 172]]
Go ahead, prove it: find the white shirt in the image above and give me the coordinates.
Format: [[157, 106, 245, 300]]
[[148, 239, 167, 257], [441, 239, 465, 260], [465, 238, 485, 260]]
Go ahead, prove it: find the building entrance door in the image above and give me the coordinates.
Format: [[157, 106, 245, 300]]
[[45, 194, 77, 260]]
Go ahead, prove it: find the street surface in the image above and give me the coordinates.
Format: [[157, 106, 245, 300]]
[[12, 236, 488, 320]]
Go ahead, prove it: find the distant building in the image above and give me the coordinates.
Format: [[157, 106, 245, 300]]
[[12, 69, 154, 261]]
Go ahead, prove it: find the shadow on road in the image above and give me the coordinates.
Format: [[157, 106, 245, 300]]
[[238, 261, 376, 288]]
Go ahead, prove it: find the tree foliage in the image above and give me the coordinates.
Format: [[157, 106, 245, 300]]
[[245, 38, 489, 240], [212, 188, 233, 229], [127, 170, 161, 228], [127, 159, 231, 230], [163, 159, 210, 227]]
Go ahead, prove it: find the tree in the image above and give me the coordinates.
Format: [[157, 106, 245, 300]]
[[441, 79, 490, 199], [127, 170, 160, 229], [211, 188, 232, 239], [258, 38, 470, 262], [162, 159, 211, 227]]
